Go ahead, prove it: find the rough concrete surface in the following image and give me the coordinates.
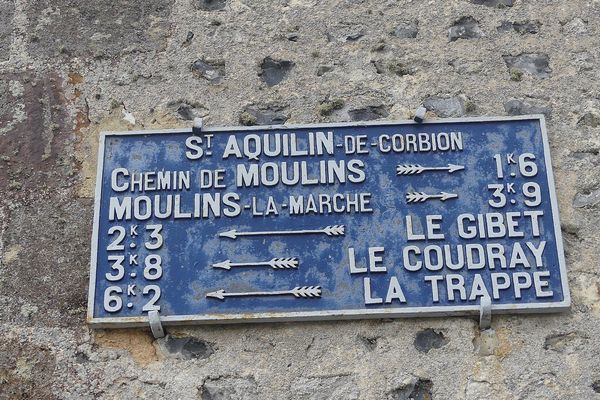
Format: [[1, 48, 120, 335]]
[[0, 0, 599, 399]]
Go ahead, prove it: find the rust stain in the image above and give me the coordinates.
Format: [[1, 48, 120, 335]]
[[94, 329, 158, 367], [68, 71, 83, 85], [494, 327, 514, 359], [75, 110, 90, 132]]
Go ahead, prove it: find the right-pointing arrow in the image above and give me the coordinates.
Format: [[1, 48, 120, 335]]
[[396, 163, 465, 175], [406, 191, 459, 203]]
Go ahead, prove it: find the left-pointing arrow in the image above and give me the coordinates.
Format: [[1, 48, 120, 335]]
[[218, 225, 344, 240], [206, 286, 322, 300], [212, 257, 299, 270]]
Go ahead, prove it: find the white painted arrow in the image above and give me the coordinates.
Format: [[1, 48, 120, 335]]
[[206, 286, 322, 300], [212, 257, 299, 270], [396, 163, 465, 175], [406, 191, 459, 203], [218, 225, 344, 240]]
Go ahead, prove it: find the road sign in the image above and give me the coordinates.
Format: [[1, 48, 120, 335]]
[[87, 115, 570, 327]]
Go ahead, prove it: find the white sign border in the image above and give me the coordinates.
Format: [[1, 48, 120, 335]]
[[87, 114, 570, 328]]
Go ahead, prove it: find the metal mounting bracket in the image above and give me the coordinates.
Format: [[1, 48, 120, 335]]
[[479, 295, 492, 330], [192, 117, 203, 135], [413, 106, 427, 123], [148, 310, 165, 338]]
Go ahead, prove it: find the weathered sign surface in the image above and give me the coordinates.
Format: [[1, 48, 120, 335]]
[[87, 116, 570, 327]]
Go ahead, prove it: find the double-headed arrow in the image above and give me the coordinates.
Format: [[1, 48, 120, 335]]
[[219, 225, 344, 240], [406, 191, 458, 203], [212, 257, 299, 270], [206, 286, 322, 300], [396, 163, 465, 176]]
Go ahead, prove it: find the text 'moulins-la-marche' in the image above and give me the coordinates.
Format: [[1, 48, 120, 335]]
[[86, 115, 569, 327]]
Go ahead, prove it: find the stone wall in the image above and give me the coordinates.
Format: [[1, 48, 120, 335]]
[[1, 0, 599, 398]]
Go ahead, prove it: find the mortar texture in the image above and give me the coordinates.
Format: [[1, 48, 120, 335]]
[[1, 0, 599, 399]]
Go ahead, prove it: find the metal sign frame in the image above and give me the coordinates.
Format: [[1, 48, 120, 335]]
[[87, 115, 570, 328]]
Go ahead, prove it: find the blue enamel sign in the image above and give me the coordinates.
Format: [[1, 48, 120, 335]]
[[87, 116, 570, 327]]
